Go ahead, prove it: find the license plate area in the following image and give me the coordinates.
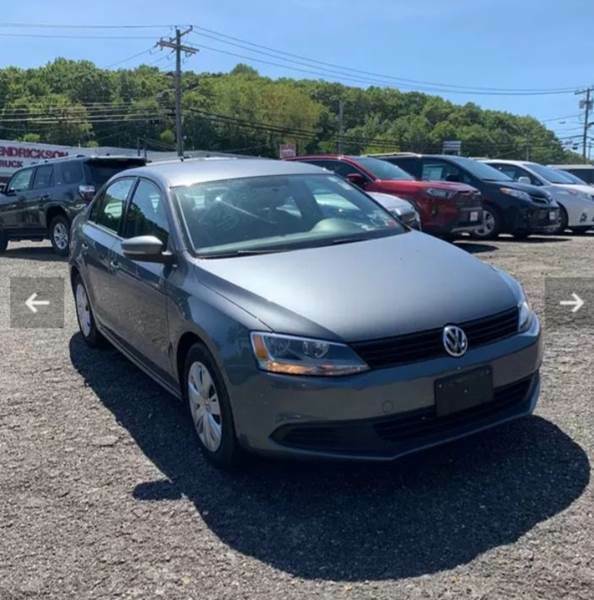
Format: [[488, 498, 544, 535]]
[[435, 367, 493, 417], [549, 210, 557, 222], [469, 210, 480, 222]]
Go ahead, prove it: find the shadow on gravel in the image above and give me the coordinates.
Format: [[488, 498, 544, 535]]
[[495, 236, 570, 244], [1, 245, 64, 262], [454, 242, 498, 254], [69, 333, 590, 582]]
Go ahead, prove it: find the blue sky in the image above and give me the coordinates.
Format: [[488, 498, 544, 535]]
[[1, 0, 593, 149]]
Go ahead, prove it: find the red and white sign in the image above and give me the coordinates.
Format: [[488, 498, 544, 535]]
[[0, 141, 72, 177], [279, 143, 297, 160]]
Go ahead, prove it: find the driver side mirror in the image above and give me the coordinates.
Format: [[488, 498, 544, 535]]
[[346, 173, 366, 188], [121, 235, 173, 264]]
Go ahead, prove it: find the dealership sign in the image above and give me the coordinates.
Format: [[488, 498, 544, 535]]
[[0, 140, 76, 178]]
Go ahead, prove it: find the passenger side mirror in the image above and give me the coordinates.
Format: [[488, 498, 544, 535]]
[[346, 173, 366, 188], [121, 235, 172, 264], [517, 176, 531, 185], [78, 184, 96, 203]]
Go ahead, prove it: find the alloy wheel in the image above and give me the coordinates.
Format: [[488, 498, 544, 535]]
[[53, 222, 69, 251], [474, 209, 496, 237]]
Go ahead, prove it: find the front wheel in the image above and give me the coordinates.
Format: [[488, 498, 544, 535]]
[[0, 229, 8, 253], [49, 215, 70, 256], [184, 343, 242, 469], [471, 206, 501, 240], [554, 206, 568, 234]]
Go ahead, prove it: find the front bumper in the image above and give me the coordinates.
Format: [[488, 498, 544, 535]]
[[230, 316, 543, 461], [522, 206, 561, 233], [424, 206, 483, 235]]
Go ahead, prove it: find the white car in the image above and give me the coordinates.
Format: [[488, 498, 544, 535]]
[[482, 160, 594, 233], [367, 192, 422, 230]]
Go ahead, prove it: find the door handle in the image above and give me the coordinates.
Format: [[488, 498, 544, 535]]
[[81, 242, 89, 250], [110, 259, 120, 271], [40, 194, 50, 201]]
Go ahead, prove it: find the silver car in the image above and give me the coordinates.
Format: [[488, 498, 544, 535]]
[[70, 158, 542, 467]]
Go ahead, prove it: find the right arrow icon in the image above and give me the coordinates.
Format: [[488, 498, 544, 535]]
[[559, 292, 585, 314]]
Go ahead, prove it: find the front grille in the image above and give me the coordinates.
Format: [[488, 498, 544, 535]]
[[351, 307, 519, 369], [272, 374, 536, 455], [455, 191, 482, 208]]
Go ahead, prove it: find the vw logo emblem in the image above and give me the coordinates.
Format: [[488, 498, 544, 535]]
[[443, 325, 468, 357]]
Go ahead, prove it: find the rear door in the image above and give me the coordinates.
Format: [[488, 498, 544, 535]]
[[80, 177, 136, 331], [25, 164, 55, 232], [0, 168, 35, 232], [108, 178, 173, 377]]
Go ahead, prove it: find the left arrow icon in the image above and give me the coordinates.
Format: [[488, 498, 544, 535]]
[[25, 292, 50, 314]]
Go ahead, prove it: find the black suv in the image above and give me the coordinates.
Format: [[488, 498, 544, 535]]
[[0, 155, 146, 255], [376, 154, 561, 239]]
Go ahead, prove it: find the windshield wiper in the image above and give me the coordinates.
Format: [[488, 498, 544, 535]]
[[200, 248, 288, 259]]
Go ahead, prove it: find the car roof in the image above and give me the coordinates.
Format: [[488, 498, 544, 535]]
[[119, 157, 326, 187]]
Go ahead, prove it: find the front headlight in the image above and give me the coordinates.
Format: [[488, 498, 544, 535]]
[[250, 332, 369, 376], [517, 287, 535, 332], [426, 187, 454, 199], [500, 187, 532, 202]]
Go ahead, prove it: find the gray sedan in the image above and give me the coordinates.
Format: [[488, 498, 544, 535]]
[[69, 158, 542, 467]]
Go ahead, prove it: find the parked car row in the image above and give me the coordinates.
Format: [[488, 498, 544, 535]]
[[0, 151, 591, 258]]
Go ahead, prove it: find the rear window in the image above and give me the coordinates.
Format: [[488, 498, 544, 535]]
[[84, 159, 145, 186]]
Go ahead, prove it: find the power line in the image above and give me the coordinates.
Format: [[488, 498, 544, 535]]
[[0, 32, 156, 40], [190, 26, 580, 95], [105, 47, 155, 69], [0, 22, 181, 29]]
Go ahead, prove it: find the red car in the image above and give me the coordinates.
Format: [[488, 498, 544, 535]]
[[291, 155, 483, 237]]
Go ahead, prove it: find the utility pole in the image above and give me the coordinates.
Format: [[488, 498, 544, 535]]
[[157, 27, 198, 157], [576, 87, 593, 162], [337, 99, 344, 154]]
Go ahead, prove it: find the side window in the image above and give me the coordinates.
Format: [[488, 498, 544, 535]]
[[92, 178, 135, 234], [8, 168, 34, 192], [331, 161, 368, 180], [32, 165, 54, 190], [391, 158, 421, 178], [123, 179, 170, 244], [421, 160, 471, 184], [59, 161, 84, 185]]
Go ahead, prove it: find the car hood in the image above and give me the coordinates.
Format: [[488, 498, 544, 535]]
[[367, 192, 415, 212], [483, 179, 549, 198], [194, 232, 518, 342], [552, 183, 594, 197], [375, 179, 478, 194]]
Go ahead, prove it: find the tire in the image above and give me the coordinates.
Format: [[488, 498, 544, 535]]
[[73, 275, 104, 348], [472, 205, 501, 240], [0, 229, 8, 253], [184, 343, 242, 469], [555, 206, 569, 234], [49, 215, 71, 257], [570, 227, 591, 235]]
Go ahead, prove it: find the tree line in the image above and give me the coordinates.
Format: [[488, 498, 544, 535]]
[[0, 58, 579, 163]]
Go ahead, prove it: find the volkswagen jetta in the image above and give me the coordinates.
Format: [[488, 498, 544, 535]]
[[69, 158, 542, 467]]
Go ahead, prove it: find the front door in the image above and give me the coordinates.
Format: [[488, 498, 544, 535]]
[[24, 164, 55, 232], [109, 178, 173, 379]]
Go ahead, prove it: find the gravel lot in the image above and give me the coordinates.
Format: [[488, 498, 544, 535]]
[[0, 235, 592, 600]]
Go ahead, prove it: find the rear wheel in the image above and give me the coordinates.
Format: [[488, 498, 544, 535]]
[[472, 206, 501, 240], [74, 275, 104, 347], [0, 229, 8, 253], [49, 215, 70, 256], [184, 343, 242, 469]]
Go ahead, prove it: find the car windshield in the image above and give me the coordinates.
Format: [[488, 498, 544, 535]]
[[560, 171, 588, 184], [355, 157, 414, 180], [173, 173, 404, 257], [447, 156, 512, 181], [528, 163, 577, 184], [84, 160, 144, 186]]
